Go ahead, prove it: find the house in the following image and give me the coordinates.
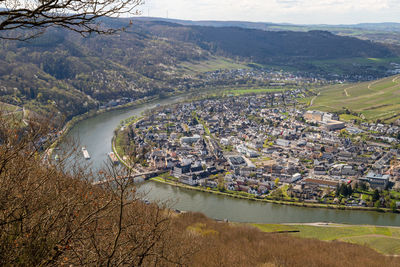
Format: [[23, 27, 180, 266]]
[[226, 182, 237, 191], [248, 186, 258, 195]]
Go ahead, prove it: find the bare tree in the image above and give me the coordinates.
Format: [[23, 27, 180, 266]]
[[0, 0, 144, 40], [0, 113, 196, 266]]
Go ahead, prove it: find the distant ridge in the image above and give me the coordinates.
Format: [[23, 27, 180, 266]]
[[132, 17, 400, 33]]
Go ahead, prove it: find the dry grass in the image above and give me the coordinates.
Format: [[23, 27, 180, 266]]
[[174, 213, 400, 267]]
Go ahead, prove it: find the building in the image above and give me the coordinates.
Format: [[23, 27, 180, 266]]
[[179, 175, 199, 186], [302, 178, 338, 189], [322, 113, 339, 122], [180, 135, 201, 145], [291, 173, 302, 183], [173, 164, 191, 178], [360, 172, 390, 189], [323, 120, 346, 131], [304, 110, 324, 122], [276, 139, 291, 147]]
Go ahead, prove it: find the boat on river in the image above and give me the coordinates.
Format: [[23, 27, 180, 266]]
[[82, 147, 91, 160]]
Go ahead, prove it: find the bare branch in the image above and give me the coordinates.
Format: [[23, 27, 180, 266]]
[[0, 0, 144, 40]]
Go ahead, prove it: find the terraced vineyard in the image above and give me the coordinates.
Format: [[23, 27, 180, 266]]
[[304, 74, 400, 123]]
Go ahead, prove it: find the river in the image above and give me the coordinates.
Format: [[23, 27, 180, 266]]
[[64, 95, 400, 226]]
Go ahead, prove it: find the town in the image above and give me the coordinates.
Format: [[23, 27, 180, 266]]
[[115, 92, 400, 211]]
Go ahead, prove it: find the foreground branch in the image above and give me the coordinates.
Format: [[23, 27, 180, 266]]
[[0, 0, 144, 40]]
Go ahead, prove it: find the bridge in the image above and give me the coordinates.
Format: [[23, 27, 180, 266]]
[[92, 170, 164, 186]]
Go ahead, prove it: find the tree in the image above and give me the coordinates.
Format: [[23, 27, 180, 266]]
[[335, 183, 340, 197], [372, 189, 380, 202], [339, 183, 348, 197], [0, 0, 143, 40], [359, 181, 368, 191], [274, 178, 280, 187], [390, 201, 397, 213], [347, 184, 353, 196]]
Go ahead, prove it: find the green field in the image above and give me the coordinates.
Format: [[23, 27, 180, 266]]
[[253, 223, 400, 255], [302, 74, 400, 123], [179, 56, 250, 74]]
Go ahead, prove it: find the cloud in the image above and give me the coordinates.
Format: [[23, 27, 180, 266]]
[[140, 0, 400, 24]]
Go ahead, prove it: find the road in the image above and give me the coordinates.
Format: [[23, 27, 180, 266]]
[[309, 92, 320, 106]]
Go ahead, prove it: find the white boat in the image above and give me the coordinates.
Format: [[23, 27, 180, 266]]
[[82, 147, 91, 160]]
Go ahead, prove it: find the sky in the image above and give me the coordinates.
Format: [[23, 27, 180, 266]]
[[139, 0, 400, 25]]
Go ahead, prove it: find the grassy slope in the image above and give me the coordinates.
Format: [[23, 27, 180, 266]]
[[0, 102, 19, 112], [302, 74, 400, 122], [253, 223, 400, 255]]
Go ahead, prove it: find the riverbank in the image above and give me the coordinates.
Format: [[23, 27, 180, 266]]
[[148, 176, 394, 213], [49, 96, 159, 153]]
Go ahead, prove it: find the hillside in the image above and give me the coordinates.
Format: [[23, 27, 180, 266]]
[[0, 19, 399, 121], [142, 21, 396, 64], [304, 74, 400, 123], [137, 18, 400, 46]]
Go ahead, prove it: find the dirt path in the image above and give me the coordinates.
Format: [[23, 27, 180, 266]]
[[309, 92, 320, 106], [368, 79, 380, 89]]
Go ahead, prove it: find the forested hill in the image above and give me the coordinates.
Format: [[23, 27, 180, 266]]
[[0, 19, 398, 120], [142, 21, 395, 63]]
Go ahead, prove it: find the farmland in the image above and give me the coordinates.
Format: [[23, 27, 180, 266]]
[[302, 74, 400, 123]]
